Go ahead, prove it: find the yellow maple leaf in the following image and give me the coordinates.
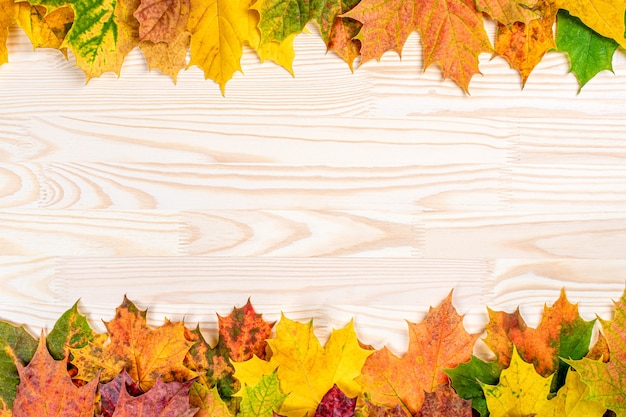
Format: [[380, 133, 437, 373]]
[[558, 0, 626, 48], [16, 4, 73, 53], [247, 8, 295, 75], [236, 316, 373, 417], [483, 348, 552, 417], [0, 0, 16, 66], [537, 370, 605, 417]]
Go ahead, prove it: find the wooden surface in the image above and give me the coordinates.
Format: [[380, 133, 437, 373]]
[[2, 24, 626, 355]]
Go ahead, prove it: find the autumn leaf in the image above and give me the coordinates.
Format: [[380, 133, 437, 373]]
[[70, 296, 196, 391], [415, 384, 472, 417], [566, 288, 626, 416], [47, 301, 104, 360], [237, 372, 288, 417], [140, 33, 190, 82], [252, 0, 322, 45], [133, 0, 188, 43], [16, 4, 73, 53], [557, 0, 626, 49], [358, 402, 409, 417], [318, 0, 362, 70], [475, 0, 539, 24], [0, 0, 17, 66], [358, 291, 479, 415], [484, 288, 595, 392], [537, 370, 606, 416], [13, 335, 99, 417], [343, 0, 492, 92], [446, 355, 501, 417], [556, 9, 619, 90], [110, 378, 198, 417], [235, 317, 372, 417], [0, 322, 38, 414], [189, 383, 234, 417], [313, 384, 356, 417], [24, 0, 139, 79], [100, 370, 144, 417], [482, 348, 552, 417], [494, 0, 556, 86]]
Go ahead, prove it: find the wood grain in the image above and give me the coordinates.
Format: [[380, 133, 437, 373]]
[[0, 22, 625, 355]]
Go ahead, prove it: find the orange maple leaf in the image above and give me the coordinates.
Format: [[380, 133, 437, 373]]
[[343, 0, 492, 92], [357, 291, 479, 414], [13, 335, 99, 417], [70, 296, 196, 391]]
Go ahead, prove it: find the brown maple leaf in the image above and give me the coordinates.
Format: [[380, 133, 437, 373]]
[[13, 335, 99, 417], [415, 384, 472, 417], [70, 296, 196, 391], [357, 291, 479, 414], [134, 0, 189, 44]]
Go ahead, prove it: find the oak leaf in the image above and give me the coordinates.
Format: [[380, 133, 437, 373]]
[[445, 355, 501, 417], [484, 288, 595, 392], [70, 296, 196, 391], [237, 372, 288, 417], [556, 9, 619, 90], [13, 335, 99, 417], [0, 322, 38, 414], [494, 0, 556, 86], [342, 0, 492, 92], [482, 348, 552, 417], [415, 384, 472, 417], [110, 377, 198, 417], [0, 0, 17, 66], [133, 0, 188, 43], [566, 288, 626, 416]]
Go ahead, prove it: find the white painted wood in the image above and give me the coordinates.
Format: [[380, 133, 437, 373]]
[[0, 23, 625, 355]]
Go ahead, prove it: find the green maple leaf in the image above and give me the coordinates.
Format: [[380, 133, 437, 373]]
[[237, 372, 288, 417], [556, 9, 619, 90], [567, 288, 626, 416], [47, 301, 103, 360], [0, 322, 37, 412], [252, 0, 324, 45], [446, 355, 501, 416]]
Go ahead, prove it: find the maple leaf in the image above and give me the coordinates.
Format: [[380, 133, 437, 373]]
[[16, 4, 73, 54], [557, 0, 626, 49], [414, 384, 472, 417], [133, 0, 188, 43], [13, 335, 99, 417], [110, 377, 198, 417], [0, 0, 17, 66], [140, 32, 190, 81], [0, 322, 38, 413], [100, 370, 144, 417], [446, 355, 501, 417], [189, 383, 234, 417], [475, 0, 539, 24], [70, 296, 196, 391], [236, 317, 372, 417], [556, 9, 619, 90], [358, 401, 409, 417], [566, 288, 626, 416], [318, 0, 363, 70], [358, 291, 479, 415], [494, 0, 557, 87], [237, 372, 288, 417], [538, 370, 606, 416], [314, 385, 356, 417], [484, 288, 595, 392], [24, 0, 139, 79], [343, 0, 492, 92], [482, 348, 552, 417], [47, 301, 104, 360], [251, 0, 322, 45]]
